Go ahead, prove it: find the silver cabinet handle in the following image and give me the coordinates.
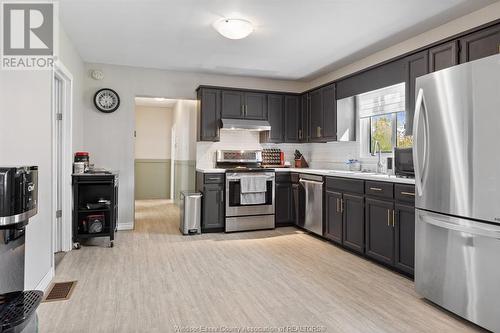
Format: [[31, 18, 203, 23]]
[[387, 209, 390, 226], [370, 187, 382, 191], [401, 191, 415, 196], [341, 199, 344, 213], [392, 210, 395, 228], [299, 179, 324, 185], [336, 198, 340, 213]]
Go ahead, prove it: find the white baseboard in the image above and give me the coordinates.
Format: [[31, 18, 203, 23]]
[[117, 221, 134, 231], [35, 267, 55, 292]]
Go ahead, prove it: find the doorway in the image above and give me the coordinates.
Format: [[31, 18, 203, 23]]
[[52, 62, 73, 266], [133, 97, 197, 230]]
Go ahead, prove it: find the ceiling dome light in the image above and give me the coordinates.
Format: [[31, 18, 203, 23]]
[[213, 18, 254, 40]]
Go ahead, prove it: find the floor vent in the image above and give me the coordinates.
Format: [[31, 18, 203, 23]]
[[43, 281, 77, 302]]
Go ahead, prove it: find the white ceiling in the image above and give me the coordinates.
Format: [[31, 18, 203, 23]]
[[60, 0, 496, 80]]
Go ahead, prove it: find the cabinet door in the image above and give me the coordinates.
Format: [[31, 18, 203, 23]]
[[405, 50, 429, 135], [395, 203, 415, 275], [244, 92, 267, 120], [266, 94, 284, 143], [292, 183, 305, 227], [309, 88, 324, 142], [202, 184, 224, 230], [221, 90, 244, 119], [300, 94, 309, 142], [275, 182, 293, 226], [325, 190, 343, 245], [198, 88, 221, 142], [322, 84, 337, 141], [460, 24, 500, 63], [429, 40, 459, 72], [284, 95, 300, 142], [342, 193, 364, 254], [365, 198, 395, 266]]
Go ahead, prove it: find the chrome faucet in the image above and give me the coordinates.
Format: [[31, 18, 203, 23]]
[[372, 140, 383, 173]]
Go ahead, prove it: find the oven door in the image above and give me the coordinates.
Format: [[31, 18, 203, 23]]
[[225, 172, 275, 217]]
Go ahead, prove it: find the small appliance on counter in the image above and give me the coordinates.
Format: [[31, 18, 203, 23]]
[[0, 166, 43, 333], [294, 150, 308, 168], [394, 147, 414, 178]]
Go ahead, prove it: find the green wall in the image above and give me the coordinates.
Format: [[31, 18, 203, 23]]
[[134, 159, 171, 200]]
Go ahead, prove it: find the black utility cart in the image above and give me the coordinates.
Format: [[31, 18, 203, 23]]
[[72, 172, 118, 248]]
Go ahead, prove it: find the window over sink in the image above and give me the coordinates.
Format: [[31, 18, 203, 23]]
[[357, 82, 413, 155]]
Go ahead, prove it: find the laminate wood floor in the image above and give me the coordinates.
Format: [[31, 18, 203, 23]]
[[38, 200, 484, 333]]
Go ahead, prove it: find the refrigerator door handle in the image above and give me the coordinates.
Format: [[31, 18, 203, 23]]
[[413, 88, 429, 196], [420, 211, 500, 239]]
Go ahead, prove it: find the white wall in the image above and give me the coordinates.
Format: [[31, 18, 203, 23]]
[[82, 63, 303, 229], [0, 22, 85, 290], [172, 100, 197, 161], [307, 1, 500, 89], [135, 106, 173, 159]]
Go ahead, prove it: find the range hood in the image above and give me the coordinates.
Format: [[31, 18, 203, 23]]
[[220, 118, 271, 131]]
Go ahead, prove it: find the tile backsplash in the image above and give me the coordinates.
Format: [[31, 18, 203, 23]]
[[196, 130, 383, 170]]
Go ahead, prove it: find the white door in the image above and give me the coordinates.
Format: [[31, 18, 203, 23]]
[[53, 75, 64, 253]]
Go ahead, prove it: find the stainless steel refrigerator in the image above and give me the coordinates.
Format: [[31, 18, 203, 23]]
[[413, 54, 500, 332]]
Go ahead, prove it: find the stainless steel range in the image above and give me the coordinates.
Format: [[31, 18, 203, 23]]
[[216, 150, 275, 232]]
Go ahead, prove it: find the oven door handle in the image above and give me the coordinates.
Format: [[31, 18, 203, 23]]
[[299, 179, 324, 185]]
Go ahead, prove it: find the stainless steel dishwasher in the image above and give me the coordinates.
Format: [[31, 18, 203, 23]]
[[299, 174, 323, 235]]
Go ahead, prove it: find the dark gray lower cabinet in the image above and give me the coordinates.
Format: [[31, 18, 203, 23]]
[[395, 203, 415, 275], [342, 194, 364, 254], [292, 182, 304, 227], [202, 183, 224, 231], [365, 198, 395, 266], [196, 172, 225, 232], [276, 181, 294, 226], [324, 190, 342, 244]]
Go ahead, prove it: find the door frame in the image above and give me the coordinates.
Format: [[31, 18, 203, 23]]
[[52, 61, 73, 254]]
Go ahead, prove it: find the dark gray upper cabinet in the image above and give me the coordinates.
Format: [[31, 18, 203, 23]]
[[221, 90, 245, 119], [265, 94, 284, 143], [197, 88, 221, 142], [395, 203, 415, 275], [322, 84, 337, 141], [309, 88, 323, 142], [300, 94, 309, 142], [284, 95, 301, 143], [309, 84, 336, 142], [244, 92, 267, 120], [365, 198, 395, 266], [460, 24, 500, 63], [429, 40, 459, 72], [325, 190, 343, 245], [336, 60, 405, 99], [404, 50, 429, 136]]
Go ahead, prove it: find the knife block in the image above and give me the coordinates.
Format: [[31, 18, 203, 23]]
[[294, 156, 309, 168]]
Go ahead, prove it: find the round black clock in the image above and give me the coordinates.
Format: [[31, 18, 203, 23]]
[[94, 88, 120, 113]]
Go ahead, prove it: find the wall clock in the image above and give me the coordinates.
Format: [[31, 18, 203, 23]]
[[94, 88, 120, 113]]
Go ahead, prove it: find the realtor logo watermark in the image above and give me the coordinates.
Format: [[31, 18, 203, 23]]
[[1, 1, 58, 70]]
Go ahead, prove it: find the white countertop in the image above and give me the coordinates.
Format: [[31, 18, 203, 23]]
[[196, 167, 415, 184]]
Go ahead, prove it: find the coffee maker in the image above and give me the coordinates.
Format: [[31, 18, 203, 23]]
[[0, 166, 43, 333]]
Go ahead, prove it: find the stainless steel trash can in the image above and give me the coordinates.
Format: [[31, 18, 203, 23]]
[[180, 191, 202, 235]]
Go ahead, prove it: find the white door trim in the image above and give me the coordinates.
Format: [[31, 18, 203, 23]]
[[52, 61, 73, 256]]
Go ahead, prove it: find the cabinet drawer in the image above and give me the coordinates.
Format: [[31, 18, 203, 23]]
[[326, 177, 364, 194], [395, 184, 416, 203], [275, 172, 291, 183], [204, 173, 225, 184], [365, 181, 393, 199]]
